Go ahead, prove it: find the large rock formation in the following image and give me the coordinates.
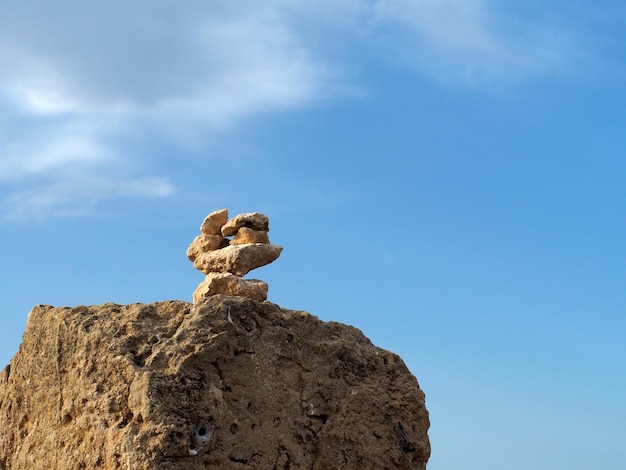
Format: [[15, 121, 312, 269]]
[[0, 297, 430, 469], [0, 210, 430, 468]]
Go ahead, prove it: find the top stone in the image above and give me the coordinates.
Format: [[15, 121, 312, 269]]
[[221, 212, 269, 237], [200, 208, 229, 236]]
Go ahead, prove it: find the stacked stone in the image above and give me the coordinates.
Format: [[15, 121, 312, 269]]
[[187, 209, 283, 303]]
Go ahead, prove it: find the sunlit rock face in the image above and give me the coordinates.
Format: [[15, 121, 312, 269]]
[[0, 298, 431, 469]]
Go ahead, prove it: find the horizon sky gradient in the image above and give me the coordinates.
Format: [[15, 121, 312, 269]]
[[1, 2, 625, 469]]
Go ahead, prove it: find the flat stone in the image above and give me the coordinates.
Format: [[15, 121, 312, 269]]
[[186, 234, 229, 261], [200, 208, 229, 236], [192, 273, 269, 303], [193, 243, 283, 276], [231, 227, 270, 246], [221, 212, 269, 237]]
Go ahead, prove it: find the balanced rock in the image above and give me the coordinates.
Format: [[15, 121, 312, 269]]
[[192, 273, 268, 303], [187, 209, 282, 303], [193, 243, 283, 277], [200, 208, 229, 236], [221, 212, 269, 237]]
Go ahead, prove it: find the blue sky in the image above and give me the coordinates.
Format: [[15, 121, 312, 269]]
[[1, 1, 625, 468]]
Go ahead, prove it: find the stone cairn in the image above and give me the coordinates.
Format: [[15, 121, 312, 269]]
[[187, 209, 283, 303]]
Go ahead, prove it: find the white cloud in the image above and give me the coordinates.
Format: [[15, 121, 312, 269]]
[[374, 0, 498, 54], [4, 176, 175, 220], [9, 76, 77, 116], [254, 0, 581, 84], [0, 1, 584, 219], [0, 2, 333, 120], [0, 127, 111, 180], [0, 1, 336, 220], [369, 0, 579, 82], [145, 15, 333, 128]]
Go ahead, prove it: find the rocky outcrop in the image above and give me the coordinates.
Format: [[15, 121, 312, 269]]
[[0, 297, 430, 469], [187, 209, 283, 303]]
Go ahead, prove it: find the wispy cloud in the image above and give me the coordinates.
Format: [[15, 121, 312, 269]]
[[0, 1, 585, 219], [0, 1, 335, 220], [4, 176, 175, 220], [368, 0, 580, 82], [0, 125, 110, 180]]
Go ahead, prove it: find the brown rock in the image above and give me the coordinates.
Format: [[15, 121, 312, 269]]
[[200, 208, 228, 236], [186, 234, 229, 261], [193, 243, 283, 277], [0, 298, 430, 469], [230, 227, 270, 246], [192, 273, 268, 303], [221, 212, 269, 237]]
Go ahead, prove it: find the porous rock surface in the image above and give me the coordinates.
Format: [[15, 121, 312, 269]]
[[0, 297, 430, 469]]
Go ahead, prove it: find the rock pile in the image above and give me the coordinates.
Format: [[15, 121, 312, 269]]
[[187, 209, 282, 303]]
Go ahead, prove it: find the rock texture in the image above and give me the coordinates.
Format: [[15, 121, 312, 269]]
[[187, 209, 282, 303], [192, 273, 268, 304], [193, 244, 283, 277], [0, 297, 430, 469]]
